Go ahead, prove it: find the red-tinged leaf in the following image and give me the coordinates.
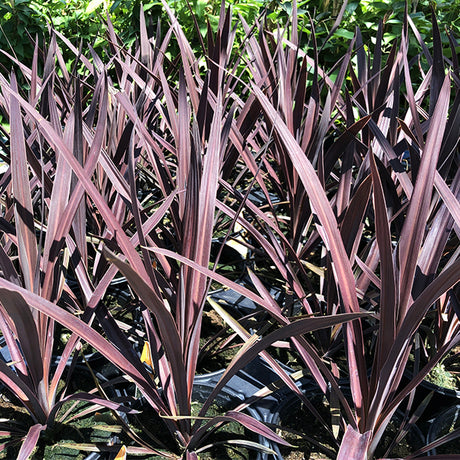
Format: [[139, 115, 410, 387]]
[[400, 27, 424, 156], [58, 188, 177, 343], [0, 359, 46, 422], [139, 4, 151, 70], [309, 91, 331, 167], [429, 4, 445, 116], [216, 188, 317, 317], [0, 279, 158, 407], [9, 73, 38, 293], [125, 130, 162, 300], [145, 246, 278, 312], [41, 75, 109, 297], [197, 90, 223, 269], [0, 290, 43, 395], [41, 101, 74, 298], [2, 82, 150, 283], [406, 428, 460, 458], [190, 411, 291, 452], [339, 175, 372, 259], [225, 411, 292, 446], [52, 28, 93, 73], [365, 115, 414, 198], [96, 149, 132, 203], [434, 170, 460, 230], [398, 75, 451, 321], [0, 244, 20, 286], [177, 68, 192, 221], [0, 308, 27, 376], [382, 333, 459, 430], [324, 114, 371, 180], [56, 74, 108, 258], [47, 392, 139, 424], [439, 90, 460, 168], [319, 0, 349, 54], [114, 90, 174, 191], [367, 258, 460, 429], [17, 423, 46, 460], [158, 65, 179, 148], [251, 85, 359, 314], [0, 50, 35, 85], [136, 189, 180, 276], [415, 170, 460, 297], [407, 15, 431, 65], [251, 84, 369, 416], [369, 152, 397, 381], [246, 269, 356, 425], [355, 254, 381, 290], [102, 248, 188, 414], [209, 295, 334, 435], [149, 237, 360, 434], [184, 88, 225, 390], [200, 311, 372, 419], [292, 57, 307, 134], [161, 0, 200, 112], [71, 77, 88, 269], [337, 424, 371, 460], [30, 39, 39, 104], [334, 105, 355, 218]]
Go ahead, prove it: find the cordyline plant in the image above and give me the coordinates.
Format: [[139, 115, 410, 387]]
[[0, 2, 369, 458], [97, 3, 371, 457], [0, 1, 458, 459], [0, 36, 152, 457], [202, 3, 460, 459]]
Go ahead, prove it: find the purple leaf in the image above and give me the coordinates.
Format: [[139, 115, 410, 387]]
[[251, 83, 369, 421], [337, 424, 371, 460], [17, 423, 46, 460], [9, 73, 38, 293], [398, 75, 451, 320]]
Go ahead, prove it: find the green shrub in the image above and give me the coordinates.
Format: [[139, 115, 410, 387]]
[[2, 0, 459, 76]]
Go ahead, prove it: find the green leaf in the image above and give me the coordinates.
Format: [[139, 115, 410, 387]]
[[334, 28, 355, 40], [86, 0, 105, 14]]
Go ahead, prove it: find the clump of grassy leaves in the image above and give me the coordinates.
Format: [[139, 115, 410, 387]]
[[0, 1, 458, 459]]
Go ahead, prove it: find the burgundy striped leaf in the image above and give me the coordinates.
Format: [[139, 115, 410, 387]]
[[0, 279, 160, 408], [0, 359, 46, 422], [337, 424, 372, 460], [369, 152, 397, 383], [70, 77, 88, 270], [251, 84, 369, 421], [102, 247, 188, 414], [9, 73, 38, 294], [0, 289, 43, 408], [161, 0, 200, 112], [17, 423, 46, 460], [41, 96, 74, 299], [189, 410, 291, 452], [367, 257, 460, 438], [398, 75, 451, 321], [2, 81, 151, 285], [200, 311, 372, 418]]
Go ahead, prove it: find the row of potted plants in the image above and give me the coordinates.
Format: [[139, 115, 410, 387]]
[[0, 1, 459, 458]]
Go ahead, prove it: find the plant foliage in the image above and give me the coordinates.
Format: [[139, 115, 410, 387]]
[[0, 1, 459, 458]]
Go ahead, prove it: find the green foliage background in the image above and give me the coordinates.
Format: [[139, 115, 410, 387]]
[[0, 0, 460, 74]]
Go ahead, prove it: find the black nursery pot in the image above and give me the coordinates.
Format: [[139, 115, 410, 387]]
[[193, 356, 318, 459], [402, 369, 460, 421], [426, 404, 460, 455]]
